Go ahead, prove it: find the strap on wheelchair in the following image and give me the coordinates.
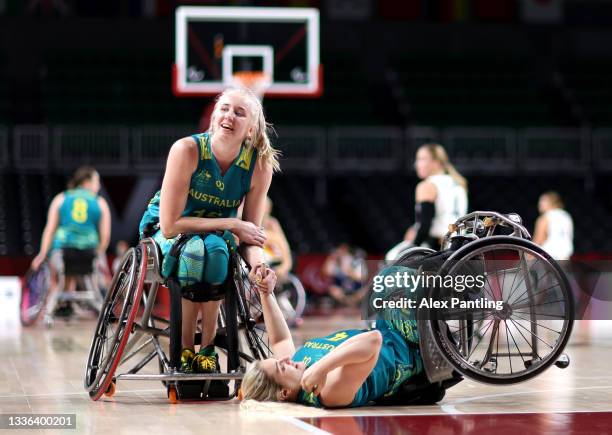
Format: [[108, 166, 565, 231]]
[[161, 233, 192, 279], [160, 230, 237, 302], [160, 230, 237, 280]]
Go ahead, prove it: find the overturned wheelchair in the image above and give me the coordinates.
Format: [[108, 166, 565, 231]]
[[380, 211, 573, 394], [83, 236, 270, 402]]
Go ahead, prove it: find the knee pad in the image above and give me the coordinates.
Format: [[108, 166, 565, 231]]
[[177, 236, 206, 288], [203, 235, 229, 285]]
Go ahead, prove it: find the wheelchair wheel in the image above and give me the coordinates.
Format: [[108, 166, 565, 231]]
[[275, 273, 306, 326], [20, 263, 51, 326], [84, 246, 147, 400], [429, 236, 574, 384], [231, 254, 272, 362], [396, 247, 436, 266]]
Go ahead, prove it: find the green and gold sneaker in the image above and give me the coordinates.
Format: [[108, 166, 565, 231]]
[[180, 348, 196, 373], [192, 345, 219, 373]]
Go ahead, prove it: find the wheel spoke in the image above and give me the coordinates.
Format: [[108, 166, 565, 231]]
[[510, 282, 562, 308], [511, 312, 563, 334], [508, 318, 542, 361], [510, 319, 555, 349]]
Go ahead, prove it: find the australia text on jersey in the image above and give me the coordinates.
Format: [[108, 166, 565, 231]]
[[188, 188, 241, 208]]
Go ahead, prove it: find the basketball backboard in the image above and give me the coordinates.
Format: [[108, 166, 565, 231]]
[[173, 6, 322, 98]]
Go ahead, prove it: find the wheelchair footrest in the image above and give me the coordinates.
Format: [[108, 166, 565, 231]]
[[173, 380, 231, 400]]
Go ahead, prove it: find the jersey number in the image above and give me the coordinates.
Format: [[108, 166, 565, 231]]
[[71, 198, 88, 223], [327, 332, 349, 342]]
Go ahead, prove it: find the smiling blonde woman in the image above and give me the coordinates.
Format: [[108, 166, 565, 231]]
[[138, 87, 280, 379]]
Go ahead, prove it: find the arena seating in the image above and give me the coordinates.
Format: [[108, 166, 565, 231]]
[[1, 172, 610, 257], [391, 53, 556, 127], [559, 57, 612, 126]]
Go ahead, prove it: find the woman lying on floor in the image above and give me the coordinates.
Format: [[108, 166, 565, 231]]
[[241, 263, 456, 408]]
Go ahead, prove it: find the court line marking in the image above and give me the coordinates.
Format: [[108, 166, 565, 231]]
[[285, 386, 612, 418], [437, 384, 612, 415], [305, 408, 612, 418], [9, 357, 32, 411], [3, 385, 612, 418], [447, 384, 612, 405], [0, 388, 164, 399], [281, 417, 333, 435]]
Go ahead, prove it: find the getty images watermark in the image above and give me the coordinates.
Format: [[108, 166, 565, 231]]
[[370, 269, 504, 311]]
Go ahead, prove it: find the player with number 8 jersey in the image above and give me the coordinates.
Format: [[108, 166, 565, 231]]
[[30, 166, 111, 321], [32, 166, 111, 273], [54, 188, 102, 250]]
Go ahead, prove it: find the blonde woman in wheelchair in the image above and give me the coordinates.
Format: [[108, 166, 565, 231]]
[[138, 87, 280, 377]]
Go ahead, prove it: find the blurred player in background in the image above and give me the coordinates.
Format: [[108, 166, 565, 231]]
[[323, 243, 368, 307], [31, 166, 111, 321], [138, 87, 280, 376], [262, 197, 293, 282], [533, 191, 574, 261], [386, 144, 468, 261]]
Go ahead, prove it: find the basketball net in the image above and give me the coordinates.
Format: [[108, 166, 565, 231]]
[[231, 71, 271, 101]]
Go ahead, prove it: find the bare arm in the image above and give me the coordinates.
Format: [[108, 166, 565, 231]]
[[31, 194, 64, 270], [301, 330, 382, 407], [241, 161, 273, 268], [403, 226, 416, 242], [97, 197, 111, 254], [415, 180, 437, 203], [533, 215, 548, 246], [159, 138, 238, 238], [259, 291, 295, 359]]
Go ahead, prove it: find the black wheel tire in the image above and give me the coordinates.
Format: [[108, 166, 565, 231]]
[[430, 236, 574, 385]]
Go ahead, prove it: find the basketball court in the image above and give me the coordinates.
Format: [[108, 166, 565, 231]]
[[2, 4, 612, 435], [1, 275, 610, 435]]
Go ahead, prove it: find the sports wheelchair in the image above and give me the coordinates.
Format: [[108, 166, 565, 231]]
[[20, 250, 108, 328], [383, 211, 573, 390], [83, 236, 271, 402]]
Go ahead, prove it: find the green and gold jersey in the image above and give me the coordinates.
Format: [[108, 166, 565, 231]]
[[53, 188, 101, 250], [139, 132, 257, 237], [292, 323, 423, 408]]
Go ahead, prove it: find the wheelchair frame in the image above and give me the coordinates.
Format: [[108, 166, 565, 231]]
[[20, 251, 106, 327], [395, 211, 573, 385], [84, 237, 271, 402]]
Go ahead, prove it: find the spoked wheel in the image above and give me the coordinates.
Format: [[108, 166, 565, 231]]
[[275, 273, 306, 326], [396, 247, 436, 266], [430, 236, 574, 384], [20, 262, 51, 326], [231, 254, 272, 362], [84, 246, 147, 400]]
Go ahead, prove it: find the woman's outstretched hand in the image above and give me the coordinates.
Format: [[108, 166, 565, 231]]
[[249, 263, 277, 294]]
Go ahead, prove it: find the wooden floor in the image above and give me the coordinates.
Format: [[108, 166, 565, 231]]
[[1, 277, 611, 435]]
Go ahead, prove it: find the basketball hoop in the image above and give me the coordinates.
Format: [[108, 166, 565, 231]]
[[231, 71, 271, 100]]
